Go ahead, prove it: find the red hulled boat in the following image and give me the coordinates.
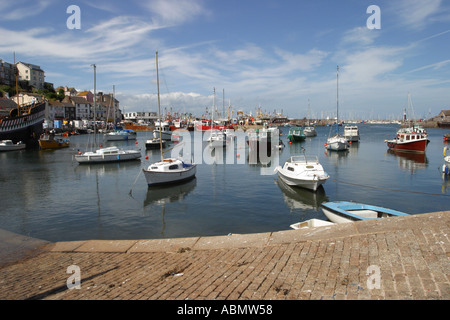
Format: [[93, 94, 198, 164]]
[[385, 126, 429, 153]]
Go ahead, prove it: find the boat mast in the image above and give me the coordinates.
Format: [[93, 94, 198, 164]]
[[156, 51, 163, 162], [91, 64, 97, 144], [336, 65, 339, 134], [14, 52, 19, 112]]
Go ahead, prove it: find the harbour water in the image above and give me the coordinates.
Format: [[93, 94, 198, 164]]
[[0, 124, 449, 242]]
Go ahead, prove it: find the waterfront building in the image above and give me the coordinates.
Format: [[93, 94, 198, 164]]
[[47, 100, 65, 121]]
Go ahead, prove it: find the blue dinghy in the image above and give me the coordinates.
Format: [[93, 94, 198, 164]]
[[321, 201, 409, 224]]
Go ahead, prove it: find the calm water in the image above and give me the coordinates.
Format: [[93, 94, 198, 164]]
[[1, 124, 449, 242]]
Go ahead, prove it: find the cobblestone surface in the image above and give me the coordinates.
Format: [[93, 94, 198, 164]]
[[0, 211, 448, 300]]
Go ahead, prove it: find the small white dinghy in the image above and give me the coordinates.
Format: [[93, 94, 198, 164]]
[[275, 155, 329, 192], [321, 201, 409, 224], [290, 219, 334, 230]]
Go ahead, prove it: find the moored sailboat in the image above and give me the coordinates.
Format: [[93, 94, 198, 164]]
[[143, 51, 196, 187], [326, 66, 349, 151]]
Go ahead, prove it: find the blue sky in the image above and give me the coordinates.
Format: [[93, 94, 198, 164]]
[[1, 0, 450, 120]]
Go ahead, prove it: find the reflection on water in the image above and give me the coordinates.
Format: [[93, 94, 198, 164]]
[[144, 178, 197, 206], [386, 149, 428, 173], [275, 177, 329, 212]]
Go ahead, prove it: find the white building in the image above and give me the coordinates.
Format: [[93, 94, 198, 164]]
[[16, 62, 45, 90]]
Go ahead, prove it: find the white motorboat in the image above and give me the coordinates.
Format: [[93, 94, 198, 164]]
[[0, 140, 26, 151], [303, 126, 317, 137], [321, 201, 409, 224], [325, 134, 350, 151], [344, 125, 360, 142], [290, 219, 334, 230], [153, 125, 172, 140], [143, 158, 197, 186], [75, 146, 141, 164], [275, 155, 330, 192], [143, 51, 197, 187], [104, 129, 137, 141], [207, 130, 226, 147]]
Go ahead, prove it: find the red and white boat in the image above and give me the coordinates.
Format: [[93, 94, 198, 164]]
[[385, 126, 429, 153], [194, 119, 233, 132]]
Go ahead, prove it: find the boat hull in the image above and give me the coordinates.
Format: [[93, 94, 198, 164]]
[[321, 201, 409, 224], [75, 150, 141, 163], [277, 170, 328, 191], [145, 139, 166, 150], [153, 130, 172, 141], [143, 165, 197, 186], [326, 135, 349, 151], [39, 139, 70, 149], [386, 138, 429, 153], [0, 140, 26, 151], [104, 132, 137, 141], [0, 102, 45, 147]]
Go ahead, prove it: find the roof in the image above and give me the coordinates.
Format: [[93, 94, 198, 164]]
[[0, 98, 18, 110], [69, 96, 90, 104], [17, 61, 44, 73], [48, 100, 64, 107]]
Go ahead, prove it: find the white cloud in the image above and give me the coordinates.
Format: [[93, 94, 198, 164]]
[[0, 0, 51, 20], [141, 0, 210, 26], [390, 0, 442, 29], [342, 27, 379, 46]]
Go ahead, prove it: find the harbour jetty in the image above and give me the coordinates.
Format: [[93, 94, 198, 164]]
[[0, 211, 448, 300]]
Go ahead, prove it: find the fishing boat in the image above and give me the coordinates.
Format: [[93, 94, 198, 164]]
[[290, 219, 334, 230], [143, 51, 197, 187], [326, 66, 349, 151], [385, 125, 429, 153], [145, 138, 166, 150], [0, 139, 26, 151], [104, 129, 137, 141], [275, 155, 330, 192], [38, 132, 70, 149], [303, 126, 317, 137], [75, 146, 141, 163], [287, 127, 306, 142], [321, 201, 409, 224], [153, 125, 172, 140], [344, 125, 360, 142], [194, 119, 233, 132]]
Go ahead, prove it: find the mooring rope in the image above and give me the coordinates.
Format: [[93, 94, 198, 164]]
[[329, 178, 450, 197]]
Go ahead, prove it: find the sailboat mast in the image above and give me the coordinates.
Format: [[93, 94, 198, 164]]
[[156, 51, 163, 162], [91, 64, 97, 142], [336, 65, 339, 134]]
